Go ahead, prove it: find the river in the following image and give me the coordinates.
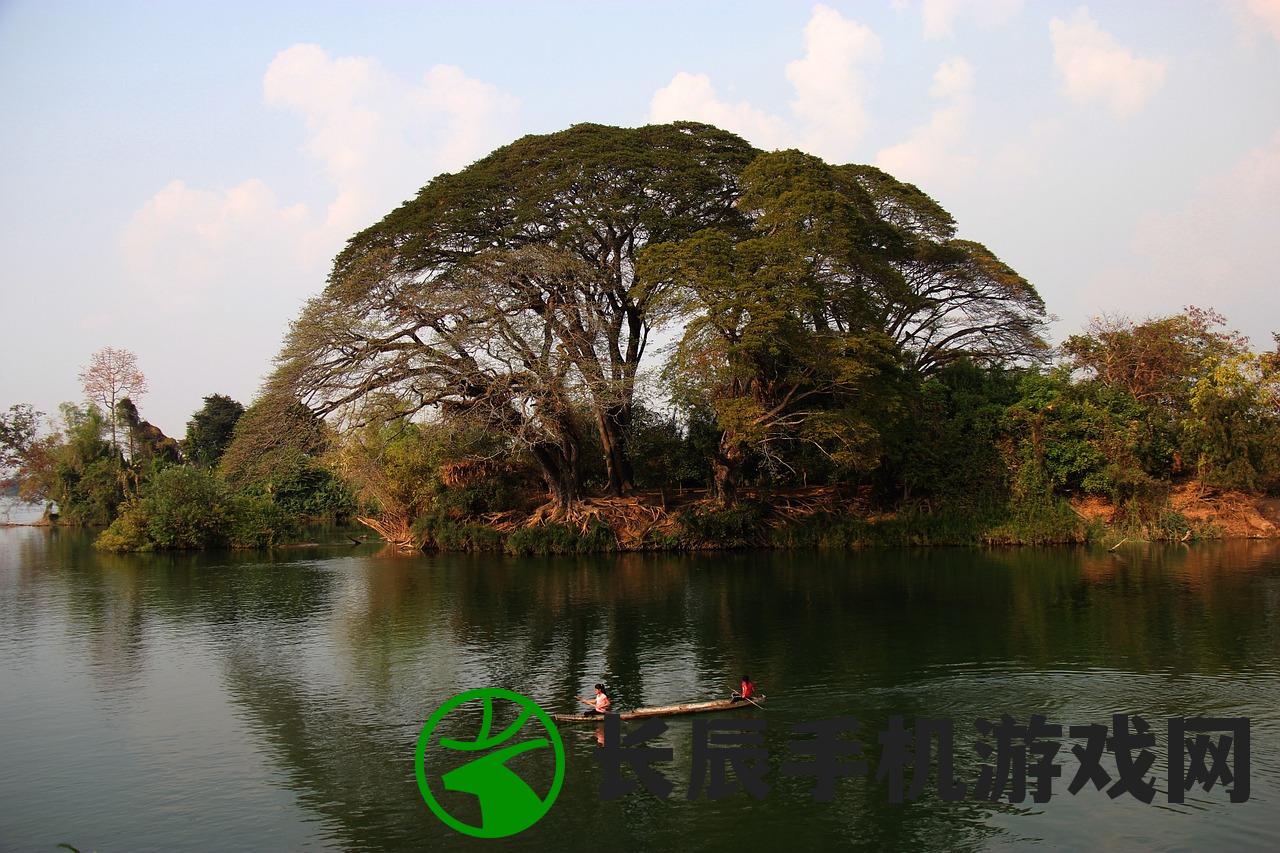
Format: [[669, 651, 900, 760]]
[[1, 528, 1277, 851]]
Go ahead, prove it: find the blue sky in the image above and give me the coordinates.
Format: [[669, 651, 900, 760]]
[[2, 1, 1278, 436]]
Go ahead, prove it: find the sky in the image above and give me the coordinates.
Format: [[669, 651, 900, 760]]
[[1, 0, 1278, 437]]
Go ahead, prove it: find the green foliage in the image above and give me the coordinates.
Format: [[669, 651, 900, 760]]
[[773, 508, 984, 548], [63, 458, 125, 526], [25, 404, 126, 525], [986, 494, 1088, 546], [127, 466, 225, 549], [225, 494, 298, 549], [1003, 369, 1176, 511], [96, 466, 295, 552], [413, 515, 504, 552], [220, 394, 328, 486], [184, 394, 245, 467], [261, 461, 355, 519], [412, 475, 527, 552], [342, 415, 527, 548], [625, 404, 711, 489], [504, 521, 616, 556], [1184, 352, 1277, 490], [675, 501, 769, 547], [220, 394, 353, 520], [0, 403, 41, 473], [876, 360, 1018, 507]]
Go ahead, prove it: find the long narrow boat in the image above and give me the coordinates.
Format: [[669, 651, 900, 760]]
[[551, 695, 766, 723]]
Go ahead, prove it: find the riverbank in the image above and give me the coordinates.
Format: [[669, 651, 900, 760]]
[[405, 482, 1280, 556], [1072, 483, 1280, 540], [18, 485, 1278, 555]]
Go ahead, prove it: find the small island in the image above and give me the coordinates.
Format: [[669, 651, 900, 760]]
[[4, 124, 1278, 554]]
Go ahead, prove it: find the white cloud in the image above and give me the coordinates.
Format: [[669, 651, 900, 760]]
[[648, 72, 792, 150], [929, 54, 974, 98], [124, 45, 520, 303], [648, 4, 880, 162], [1238, 0, 1280, 42], [121, 45, 520, 309], [785, 5, 882, 157], [1050, 7, 1167, 118], [1086, 129, 1280, 343], [263, 44, 519, 244], [121, 178, 311, 309], [113, 46, 521, 429], [876, 57, 976, 187], [919, 0, 1023, 40]]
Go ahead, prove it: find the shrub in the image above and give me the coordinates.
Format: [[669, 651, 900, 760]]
[[675, 501, 768, 548], [413, 514, 504, 552], [96, 466, 294, 552], [136, 466, 228, 549], [227, 494, 297, 548], [504, 521, 616, 555], [94, 505, 152, 552]]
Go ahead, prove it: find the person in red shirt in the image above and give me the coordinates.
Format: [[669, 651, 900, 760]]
[[732, 674, 756, 703]]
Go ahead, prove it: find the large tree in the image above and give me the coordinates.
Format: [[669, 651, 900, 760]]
[[641, 152, 899, 500], [839, 165, 1049, 374], [78, 347, 148, 457], [275, 245, 590, 512], [279, 121, 757, 506], [641, 150, 1046, 501]]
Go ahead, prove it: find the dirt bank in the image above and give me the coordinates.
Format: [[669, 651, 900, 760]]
[[1072, 483, 1279, 539]]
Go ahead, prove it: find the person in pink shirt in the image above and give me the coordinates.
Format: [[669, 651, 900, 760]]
[[576, 683, 612, 715]]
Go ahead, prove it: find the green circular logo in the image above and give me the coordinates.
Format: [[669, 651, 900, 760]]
[[414, 688, 565, 839]]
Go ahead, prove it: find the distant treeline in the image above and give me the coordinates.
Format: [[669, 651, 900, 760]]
[[2, 122, 1276, 552]]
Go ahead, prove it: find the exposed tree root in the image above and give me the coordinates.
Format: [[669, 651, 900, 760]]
[[359, 484, 874, 552], [355, 513, 417, 552], [482, 486, 862, 549]]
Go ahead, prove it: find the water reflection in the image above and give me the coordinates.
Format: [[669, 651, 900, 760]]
[[1, 531, 1278, 850]]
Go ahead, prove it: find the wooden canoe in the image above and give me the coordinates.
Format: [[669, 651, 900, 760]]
[[552, 695, 766, 723]]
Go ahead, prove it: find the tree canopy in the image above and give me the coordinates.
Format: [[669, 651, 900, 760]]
[[639, 149, 1044, 500], [184, 394, 246, 467], [277, 121, 758, 510], [272, 122, 1051, 512], [78, 347, 148, 457]]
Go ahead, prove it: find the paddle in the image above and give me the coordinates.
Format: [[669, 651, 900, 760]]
[[730, 686, 764, 710]]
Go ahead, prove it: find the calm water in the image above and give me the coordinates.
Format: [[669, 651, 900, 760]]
[[2, 528, 1278, 851]]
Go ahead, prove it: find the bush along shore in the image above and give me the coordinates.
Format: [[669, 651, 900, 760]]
[[3, 123, 1276, 555]]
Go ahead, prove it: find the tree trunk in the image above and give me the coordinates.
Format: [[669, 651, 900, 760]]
[[597, 406, 635, 497], [531, 439, 581, 519], [712, 435, 744, 506], [546, 461, 579, 518]]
